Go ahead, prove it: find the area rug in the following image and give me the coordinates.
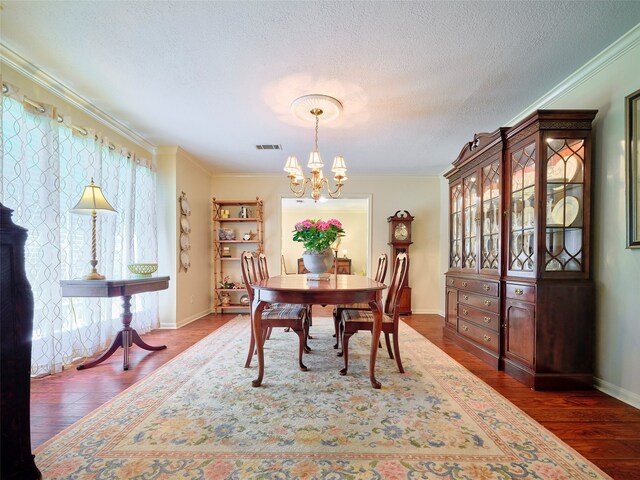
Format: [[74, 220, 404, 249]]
[[35, 316, 609, 479]]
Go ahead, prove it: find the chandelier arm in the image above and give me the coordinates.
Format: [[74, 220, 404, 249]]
[[289, 177, 309, 198], [325, 180, 344, 199]]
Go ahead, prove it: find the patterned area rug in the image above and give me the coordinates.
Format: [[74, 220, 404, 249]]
[[35, 316, 609, 479]]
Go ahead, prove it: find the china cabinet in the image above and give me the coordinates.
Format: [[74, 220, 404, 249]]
[[212, 198, 263, 313], [445, 110, 597, 389]]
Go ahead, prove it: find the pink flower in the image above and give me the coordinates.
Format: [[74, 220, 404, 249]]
[[317, 221, 330, 231], [327, 218, 342, 228]]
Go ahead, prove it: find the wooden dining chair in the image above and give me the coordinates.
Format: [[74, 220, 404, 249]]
[[242, 252, 310, 371], [332, 253, 388, 349], [338, 252, 408, 375]]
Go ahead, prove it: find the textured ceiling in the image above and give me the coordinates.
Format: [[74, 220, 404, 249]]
[[1, 1, 639, 175]]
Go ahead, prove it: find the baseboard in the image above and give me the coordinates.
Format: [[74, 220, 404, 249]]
[[594, 377, 640, 409], [410, 309, 442, 315], [159, 308, 213, 329]]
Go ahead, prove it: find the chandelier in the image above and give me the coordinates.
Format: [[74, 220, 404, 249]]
[[283, 94, 347, 202]]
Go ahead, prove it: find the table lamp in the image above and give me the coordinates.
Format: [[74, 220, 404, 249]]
[[70, 178, 117, 280]]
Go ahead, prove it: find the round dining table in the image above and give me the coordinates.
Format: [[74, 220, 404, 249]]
[[251, 274, 387, 388]]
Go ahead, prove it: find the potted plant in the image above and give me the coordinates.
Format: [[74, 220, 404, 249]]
[[293, 219, 344, 275]]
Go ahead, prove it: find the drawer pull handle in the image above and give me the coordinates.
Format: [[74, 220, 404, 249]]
[[462, 281, 468, 287], [483, 284, 490, 291], [462, 308, 469, 315], [462, 325, 469, 331], [483, 334, 491, 342], [449, 279, 455, 285], [483, 316, 491, 323], [463, 294, 469, 301], [515, 288, 524, 296], [484, 300, 491, 306]]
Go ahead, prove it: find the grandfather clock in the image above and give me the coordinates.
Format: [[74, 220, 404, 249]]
[[387, 210, 413, 315]]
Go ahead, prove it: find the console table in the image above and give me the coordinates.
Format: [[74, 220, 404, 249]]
[[60, 276, 169, 371]]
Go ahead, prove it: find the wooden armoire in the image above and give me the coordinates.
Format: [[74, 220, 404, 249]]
[[444, 110, 597, 390]]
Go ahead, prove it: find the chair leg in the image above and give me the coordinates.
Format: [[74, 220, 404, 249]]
[[384, 332, 394, 359], [333, 308, 341, 349], [244, 326, 255, 368], [340, 331, 353, 376], [303, 317, 311, 353], [337, 321, 344, 357], [261, 328, 268, 347], [266, 327, 273, 340], [295, 327, 308, 371], [392, 333, 404, 373]]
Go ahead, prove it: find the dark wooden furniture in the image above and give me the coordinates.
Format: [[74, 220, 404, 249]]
[[444, 110, 597, 390], [339, 253, 408, 375], [332, 253, 388, 348], [297, 257, 351, 274], [242, 252, 309, 370], [251, 274, 386, 388], [1, 203, 42, 479], [387, 210, 413, 314], [60, 276, 170, 371]]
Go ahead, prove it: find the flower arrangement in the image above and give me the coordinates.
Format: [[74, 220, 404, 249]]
[[293, 218, 345, 254], [219, 275, 242, 289]]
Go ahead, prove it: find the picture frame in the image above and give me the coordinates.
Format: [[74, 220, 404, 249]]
[[626, 88, 640, 248]]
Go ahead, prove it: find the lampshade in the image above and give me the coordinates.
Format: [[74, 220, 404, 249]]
[[331, 155, 346, 173], [284, 156, 300, 174], [70, 179, 117, 215], [308, 150, 324, 169]]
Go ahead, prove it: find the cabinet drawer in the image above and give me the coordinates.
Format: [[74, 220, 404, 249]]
[[458, 319, 499, 353], [448, 277, 499, 296], [505, 283, 535, 303], [458, 291, 499, 313], [458, 304, 499, 332]]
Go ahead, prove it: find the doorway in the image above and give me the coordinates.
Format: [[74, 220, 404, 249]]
[[280, 196, 371, 276]]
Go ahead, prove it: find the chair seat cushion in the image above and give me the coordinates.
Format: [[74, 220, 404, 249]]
[[266, 303, 289, 309], [262, 305, 306, 320], [341, 309, 393, 323], [335, 302, 371, 310]]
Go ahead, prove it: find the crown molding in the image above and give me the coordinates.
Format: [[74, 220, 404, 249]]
[[506, 23, 640, 126], [0, 43, 157, 154]]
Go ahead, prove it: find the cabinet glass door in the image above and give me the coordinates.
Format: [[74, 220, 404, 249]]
[[450, 183, 463, 268], [462, 173, 478, 269], [509, 142, 536, 272], [480, 160, 500, 271], [544, 138, 585, 271]]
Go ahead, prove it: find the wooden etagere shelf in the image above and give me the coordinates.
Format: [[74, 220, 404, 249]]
[[444, 110, 597, 390], [212, 197, 263, 313]]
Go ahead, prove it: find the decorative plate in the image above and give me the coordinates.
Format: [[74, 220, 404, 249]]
[[180, 233, 190, 250], [547, 155, 578, 183], [180, 195, 191, 216], [551, 196, 580, 226], [180, 250, 190, 269], [180, 216, 191, 233], [239, 294, 250, 305]]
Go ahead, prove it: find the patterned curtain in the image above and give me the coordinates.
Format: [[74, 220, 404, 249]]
[[1, 84, 158, 376]]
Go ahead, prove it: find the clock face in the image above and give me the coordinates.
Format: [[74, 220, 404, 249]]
[[394, 223, 408, 241]]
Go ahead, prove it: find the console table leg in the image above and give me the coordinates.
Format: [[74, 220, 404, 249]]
[[76, 331, 124, 370]]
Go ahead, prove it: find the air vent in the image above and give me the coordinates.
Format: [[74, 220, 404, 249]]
[[255, 144, 282, 150]]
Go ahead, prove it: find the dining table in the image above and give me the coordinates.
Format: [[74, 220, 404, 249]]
[[250, 274, 387, 388]]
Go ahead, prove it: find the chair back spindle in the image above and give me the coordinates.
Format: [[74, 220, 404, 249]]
[[385, 253, 408, 316], [240, 251, 259, 304], [258, 253, 269, 280], [374, 253, 388, 283]]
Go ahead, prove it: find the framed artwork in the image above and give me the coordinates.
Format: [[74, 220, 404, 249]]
[[626, 88, 640, 248]]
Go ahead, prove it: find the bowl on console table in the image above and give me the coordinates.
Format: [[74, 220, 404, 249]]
[[128, 263, 158, 277]]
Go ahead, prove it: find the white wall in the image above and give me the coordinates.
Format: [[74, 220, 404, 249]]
[[156, 147, 213, 328], [211, 175, 442, 314]]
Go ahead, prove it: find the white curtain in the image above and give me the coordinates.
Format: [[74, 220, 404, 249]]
[[1, 84, 159, 376]]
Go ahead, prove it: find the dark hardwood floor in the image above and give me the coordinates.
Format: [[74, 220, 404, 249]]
[[31, 310, 640, 478]]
